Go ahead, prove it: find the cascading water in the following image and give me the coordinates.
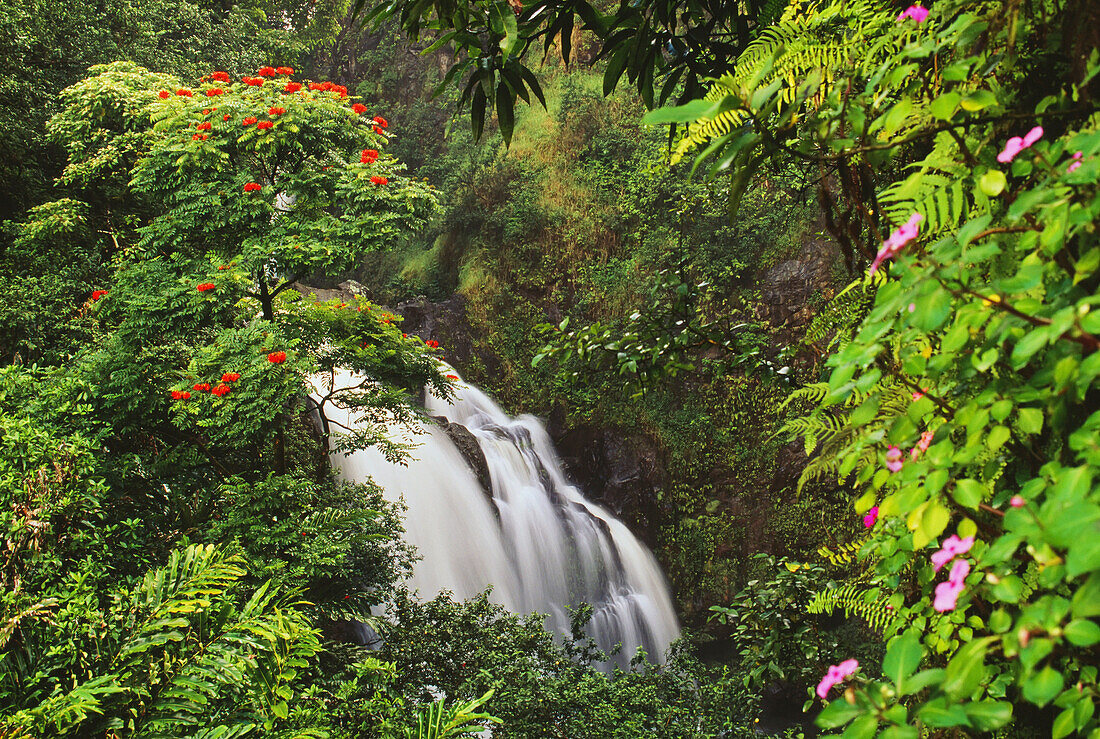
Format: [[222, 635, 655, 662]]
[[323, 368, 680, 668]]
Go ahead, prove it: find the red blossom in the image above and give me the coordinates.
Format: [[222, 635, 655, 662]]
[[206, 88, 224, 97], [197, 282, 216, 292], [221, 372, 241, 382], [351, 103, 368, 114], [196, 121, 211, 130], [211, 383, 231, 397], [360, 149, 378, 164], [193, 383, 212, 392], [257, 66, 277, 77], [284, 82, 302, 93], [334, 85, 348, 98], [370, 175, 388, 185], [243, 117, 257, 126], [243, 182, 262, 192], [268, 107, 285, 116], [176, 89, 193, 97], [446, 374, 459, 381], [257, 120, 273, 130], [425, 340, 440, 348], [243, 76, 264, 86], [267, 351, 287, 364], [158, 90, 171, 99], [223, 114, 231, 121], [276, 66, 294, 75], [372, 116, 388, 128], [211, 71, 231, 83], [191, 133, 208, 140], [171, 390, 192, 400], [91, 290, 108, 300], [308, 82, 325, 91], [201, 108, 210, 115], [218, 264, 230, 270]]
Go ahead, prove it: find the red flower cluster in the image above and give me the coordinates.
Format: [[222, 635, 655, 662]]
[[257, 121, 273, 130], [193, 382, 212, 392], [206, 88, 224, 97], [425, 340, 440, 348], [197, 282, 216, 291], [192, 133, 208, 140], [373, 116, 388, 128], [360, 149, 378, 164], [307, 81, 347, 97], [218, 264, 231, 270], [371, 175, 388, 185], [211, 383, 231, 397], [211, 71, 231, 83], [243, 76, 264, 86], [223, 114, 231, 121], [351, 103, 368, 114], [176, 89, 192, 97], [221, 372, 241, 382], [257, 66, 277, 77], [446, 374, 459, 381], [267, 351, 287, 364], [283, 82, 302, 93], [243, 182, 262, 192], [276, 66, 294, 75], [268, 107, 285, 116], [171, 390, 192, 400], [158, 90, 171, 99], [196, 121, 211, 131], [91, 289, 108, 300], [243, 117, 257, 126]]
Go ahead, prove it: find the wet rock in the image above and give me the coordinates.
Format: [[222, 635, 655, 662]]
[[551, 424, 665, 545], [430, 415, 492, 496]]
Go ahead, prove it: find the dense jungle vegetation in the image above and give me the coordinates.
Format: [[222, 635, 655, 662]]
[[1, 0, 1099, 736]]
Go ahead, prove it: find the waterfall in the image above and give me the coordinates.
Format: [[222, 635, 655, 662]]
[[323, 369, 680, 668]]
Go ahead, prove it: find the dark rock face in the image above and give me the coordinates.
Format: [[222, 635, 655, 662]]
[[757, 236, 841, 336], [551, 423, 665, 546], [395, 295, 494, 374], [430, 415, 493, 496]]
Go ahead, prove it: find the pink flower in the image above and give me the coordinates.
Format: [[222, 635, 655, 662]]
[[997, 126, 1044, 163], [931, 534, 974, 572], [870, 213, 922, 273], [862, 506, 879, 528], [816, 659, 860, 699], [910, 429, 934, 461], [1010, 495, 1026, 508], [896, 5, 929, 22], [911, 389, 926, 401], [934, 558, 971, 612], [885, 445, 904, 473], [1068, 151, 1083, 174]]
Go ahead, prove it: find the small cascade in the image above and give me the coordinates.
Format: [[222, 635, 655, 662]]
[[324, 369, 680, 667]]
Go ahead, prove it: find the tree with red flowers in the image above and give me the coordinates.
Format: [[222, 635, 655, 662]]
[[54, 62, 448, 476]]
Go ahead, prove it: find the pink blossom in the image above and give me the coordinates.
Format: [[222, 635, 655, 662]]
[[885, 445, 904, 473], [910, 429, 934, 460], [896, 5, 929, 22], [1068, 151, 1083, 174], [931, 534, 974, 572], [816, 659, 860, 699], [870, 213, 922, 273], [934, 559, 971, 612], [997, 126, 1044, 163], [863, 506, 879, 528], [1009, 495, 1025, 508]]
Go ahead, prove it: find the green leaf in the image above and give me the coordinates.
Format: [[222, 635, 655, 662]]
[[979, 169, 1006, 197], [942, 638, 993, 700], [817, 698, 862, 729], [952, 479, 985, 510], [1064, 619, 1100, 646], [929, 92, 961, 120], [964, 701, 1013, 731], [961, 90, 997, 111], [1017, 407, 1043, 434], [1022, 666, 1063, 707], [884, 630, 923, 694]]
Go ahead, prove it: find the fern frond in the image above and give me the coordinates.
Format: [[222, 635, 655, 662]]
[[807, 583, 903, 636]]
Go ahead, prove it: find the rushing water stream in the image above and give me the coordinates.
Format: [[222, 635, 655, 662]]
[[323, 369, 680, 667]]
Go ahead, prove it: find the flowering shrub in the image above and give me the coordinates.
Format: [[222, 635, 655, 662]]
[[646, 0, 1100, 734]]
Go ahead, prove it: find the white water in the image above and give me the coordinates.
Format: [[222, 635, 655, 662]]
[[322, 369, 680, 667]]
